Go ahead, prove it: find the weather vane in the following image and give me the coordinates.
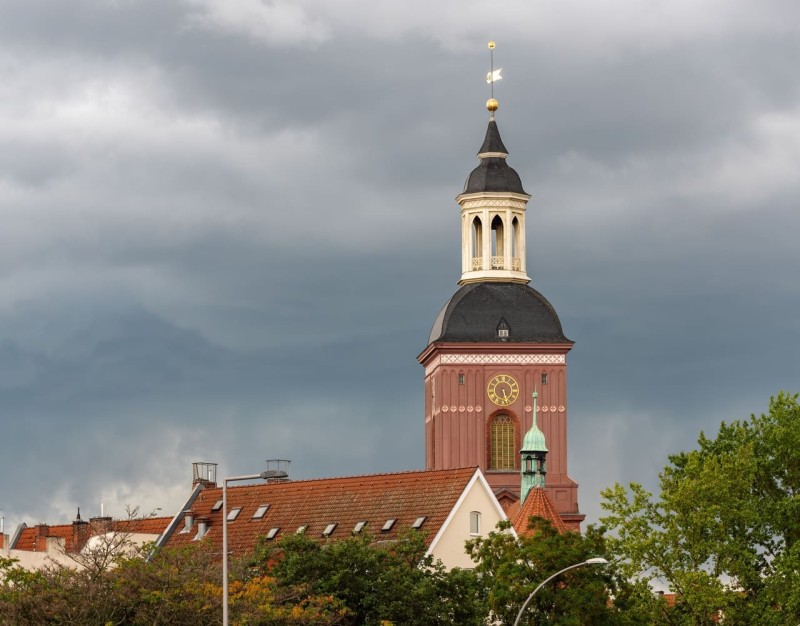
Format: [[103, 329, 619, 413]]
[[486, 41, 502, 116]]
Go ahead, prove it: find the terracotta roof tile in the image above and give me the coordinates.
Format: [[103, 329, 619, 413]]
[[163, 467, 479, 558], [508, 488, 569, 535], [12, 517, 172, 552]]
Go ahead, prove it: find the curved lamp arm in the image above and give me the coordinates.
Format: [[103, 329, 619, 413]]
[[512, 557, 608, 626]]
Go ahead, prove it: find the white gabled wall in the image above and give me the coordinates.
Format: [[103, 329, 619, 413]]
[[427, 468, 514, 570]]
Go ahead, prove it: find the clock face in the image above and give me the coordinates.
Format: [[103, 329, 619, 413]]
[[487, 374, 519, 407]]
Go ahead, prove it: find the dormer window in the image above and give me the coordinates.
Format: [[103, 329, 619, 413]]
[[496, 318, 510, 341]]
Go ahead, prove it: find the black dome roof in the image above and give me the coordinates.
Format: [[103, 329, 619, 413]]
[[428, 282, 571, 345], [463, 120, 527, 195]]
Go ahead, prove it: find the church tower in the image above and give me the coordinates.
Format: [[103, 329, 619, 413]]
[[417, 88, 583, 529]]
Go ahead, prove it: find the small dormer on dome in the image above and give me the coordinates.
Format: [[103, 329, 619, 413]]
[[456, 115, 531, 286]]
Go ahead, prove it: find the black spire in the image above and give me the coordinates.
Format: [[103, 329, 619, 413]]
[[463, 119, 526, 195], [478, 120, 509, 155]]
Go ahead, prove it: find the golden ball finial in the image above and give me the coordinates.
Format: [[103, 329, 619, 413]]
[[488, 41, 496, 49], [486, 98, 499, 112]]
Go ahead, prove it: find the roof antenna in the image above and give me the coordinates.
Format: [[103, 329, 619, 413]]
[[486, 41, 502, 119]]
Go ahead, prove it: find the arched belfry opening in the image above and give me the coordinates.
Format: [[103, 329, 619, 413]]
[[512, 217, 521, 270], [491, 215, 504, 268], [471, 216, 483, 265]]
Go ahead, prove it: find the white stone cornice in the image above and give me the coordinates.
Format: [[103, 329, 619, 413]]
[[459, 198, 528, 210], [440, 354, 566, 365], [455, 191, 531, 204]]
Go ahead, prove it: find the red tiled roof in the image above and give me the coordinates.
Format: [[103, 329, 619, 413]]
[[507, 488, 568, 535], [13, 524, 75, 552], [162, 467, 480, 558], [12, 517, 173, 553]]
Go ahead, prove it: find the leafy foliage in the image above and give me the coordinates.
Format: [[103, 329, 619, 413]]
[[466, 518, 648, 626], [601, 391, 800, 625], [0, 530, 483, 625], [251, 530, 485, 626]]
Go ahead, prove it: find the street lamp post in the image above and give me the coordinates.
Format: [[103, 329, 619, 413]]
[[512, 557, 608, 626], [222, 469, 288, 626]]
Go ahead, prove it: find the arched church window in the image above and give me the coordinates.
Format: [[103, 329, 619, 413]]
[[490, 414, 515, 470]]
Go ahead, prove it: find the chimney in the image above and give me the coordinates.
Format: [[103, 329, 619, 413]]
[[182, 510, 195, 534], [72, 510, 90, 553], [35, 523, 49, 551], [90, 516, 114, 535], [194, 516, 209, 541], [192, 462, 218, 488]]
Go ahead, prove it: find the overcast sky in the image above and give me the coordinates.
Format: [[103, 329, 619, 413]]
[[1, 0, 799, 533]]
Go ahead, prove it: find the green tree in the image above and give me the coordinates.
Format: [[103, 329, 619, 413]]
[[601, 392, 800, 625], [466, 518, 648, 626], [0, 543, 224, 625], [251, 530, 485, 626], [0, 542, 347, 625]]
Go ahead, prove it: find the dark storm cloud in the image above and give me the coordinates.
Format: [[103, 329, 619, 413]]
[[1, 0, 799, 529]]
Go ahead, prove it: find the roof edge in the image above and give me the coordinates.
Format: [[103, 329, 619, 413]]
[[153, 483, 206, 554], [9, 523, 27, 550]]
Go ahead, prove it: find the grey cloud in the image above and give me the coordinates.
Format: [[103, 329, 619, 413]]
[[1, 0, 799, 532]]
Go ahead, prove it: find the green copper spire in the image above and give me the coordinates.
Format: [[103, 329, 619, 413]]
[[520, 391, 548, 503]]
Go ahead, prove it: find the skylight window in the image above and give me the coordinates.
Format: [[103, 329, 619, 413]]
[[381, 519, 396, 532], [227, 507, 242, 521], [253, 505, 270, 519], [211, 499, 223, 511], [353, 521, 367, 534], [412, 516, 427, 529], [322, 523, 337, 537], [266, 527, 280, 540], [296, 525, 308, 535]]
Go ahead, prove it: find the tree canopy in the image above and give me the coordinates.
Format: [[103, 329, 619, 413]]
[[601, 391, 800, 625], [466, 518, 648, 626], [250, 529, 485, 626]]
